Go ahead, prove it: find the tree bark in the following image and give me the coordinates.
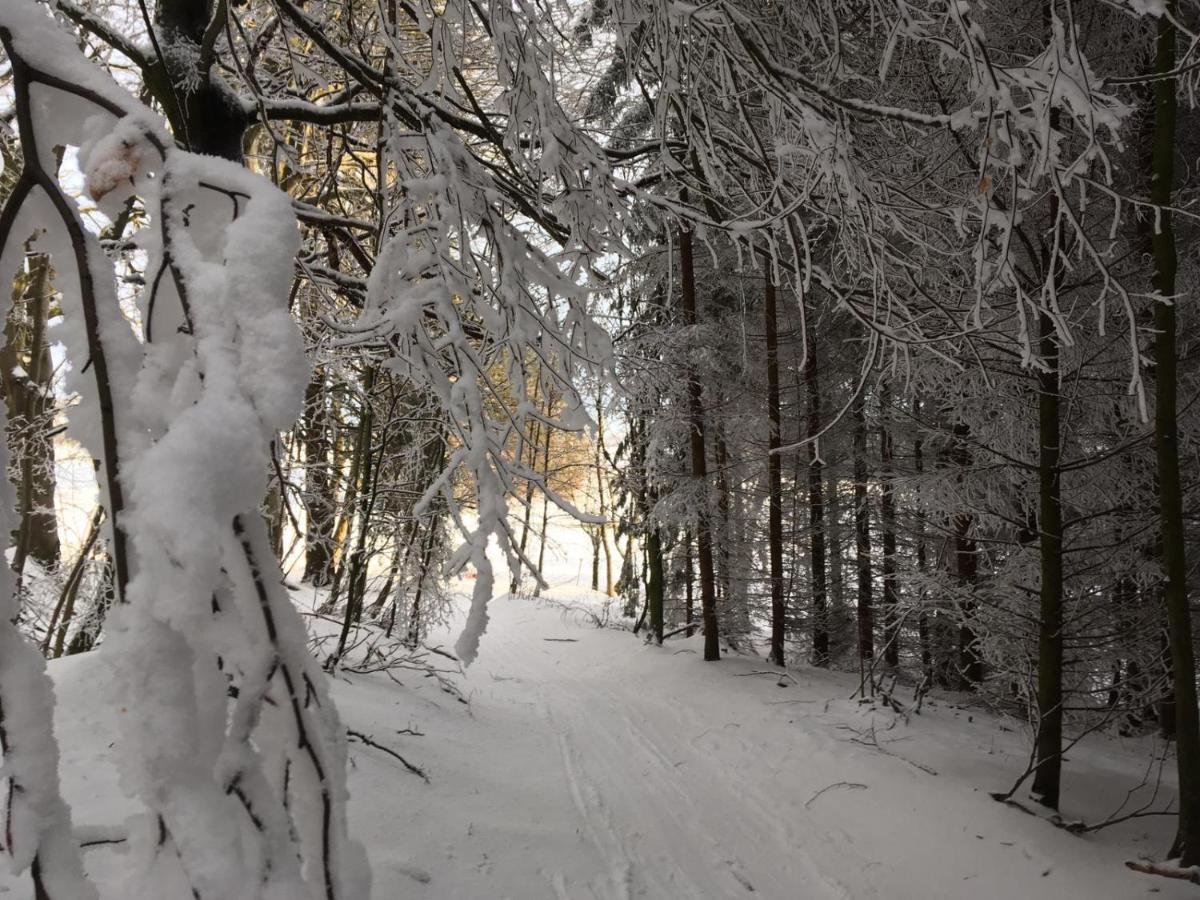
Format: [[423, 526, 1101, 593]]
[[1149, 3, 1200, 864], [1032, 307, 1065, 810], [879, 380, 898, 667], [803, 307, 829, 667], [302, 369, 337, 586], [853, 391, 873, 661], [647, 527, 665, 645], [953, 422, 983, 688], [913, 397, 932, 678], [678, 209, 720, 661], [5, 252, 60, 582], [764, 278, 785, 666]]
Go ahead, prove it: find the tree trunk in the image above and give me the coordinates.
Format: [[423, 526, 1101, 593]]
[[879, 380, 899, 667], [5, 252, 60, 583], [913, 397, 932, 678], [678, 209, 720, 661], [512, 382, 546, 593], [803, 307, 829, 667], [953, 422, 983, 688], [532, 402, 554, 598], [149, 0, 250, 160], [330, 366, 377, 666], [595, 394, 615, 596], [684, 531, 695, 637], [647, 527, 665, 645], [1150, 4, 1200, 864], [713, 422, 735, 635], [43, 505, 103, 659], [765, 277, 785, 666], [853, 391, 873, 661], [302, 369, 337, 586], [827, 469, 844, 653], [1032, 308, 1065, 810], [405, 518, 440, 648]]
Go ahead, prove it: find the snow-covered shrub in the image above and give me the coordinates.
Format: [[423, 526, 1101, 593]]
[[0, 4, 366, 897]]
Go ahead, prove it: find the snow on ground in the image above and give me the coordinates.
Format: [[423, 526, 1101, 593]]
[[1, 586, 1192, 898]]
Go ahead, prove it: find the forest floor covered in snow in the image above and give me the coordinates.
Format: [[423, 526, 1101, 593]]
[[4, 587, 1195, 899]]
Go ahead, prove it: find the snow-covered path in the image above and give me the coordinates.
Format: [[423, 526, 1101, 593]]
[[339, 593, 1189, 900], [2, 590, 1190, 899]]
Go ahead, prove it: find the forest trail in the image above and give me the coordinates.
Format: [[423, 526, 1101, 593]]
[[2, 589, 1191, 899], [336, 591, 1191, 900]]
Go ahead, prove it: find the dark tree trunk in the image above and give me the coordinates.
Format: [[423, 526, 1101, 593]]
[[804, 309, 829, 667], [913, 397, 932, 677], [330, 366, 377, 666], [303, 369, 337, 586], [532, 401, 553, 598], [1149, 4, 1200, 864], [684, 532, 695, 637], [647, 527, 665, 645], [827, 469, 844, 653], [1032, 308, 1065, 810], [853, 391, 873, 661], [5, 253, 60, 582], [149, 0, 250, 160], [764, 277, 785, 666], [678, 210, 719, 661], [952, 422, 983, 689], [879, 381, 899, 667]]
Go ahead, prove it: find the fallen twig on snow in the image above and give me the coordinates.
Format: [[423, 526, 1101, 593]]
[[347, 729, 430, 783], [805, 782, 868, 809], [1125, 860, 1200, 883]]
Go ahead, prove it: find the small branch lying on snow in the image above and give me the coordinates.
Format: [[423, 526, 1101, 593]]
[[75, 824, 129, 849], [841, 722, 939, 776], [662, 624, 696, 640], [735, 669, 798, 688], [989, 794, 1084, 831], [347, 729, 430, 783], [805, 782, 868, 810], [542, 638, 579, 642], [1125, 860, 1200, 883]]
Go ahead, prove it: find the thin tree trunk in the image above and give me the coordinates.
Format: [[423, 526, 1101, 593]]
[[764, 278, 785, 666], [533, 404, 553, 598], [684, 530, 695, 637], [679, 208, 720, 661], [330, 366, 377, 666], [405, 519, 440, 648], [853, 391, 873, 661], [302, 369, 337, 586], [647, 527, 665, 645], [953, 422, 983, 688], [595, 394, 615, 596], [827, 469, 844, 653], [713, 422, 734, 632], [512, 381, 546, 593], [880, 380, 899, 667], [1033, 307, 1065, 809], [913, 397, 931, 676], [804, 308, 829, 667], [6, 253, 59, 584], [43, 505, 103, 658]]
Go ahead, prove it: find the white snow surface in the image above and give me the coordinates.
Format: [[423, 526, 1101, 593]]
[[3, 587, 1192, 899]]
